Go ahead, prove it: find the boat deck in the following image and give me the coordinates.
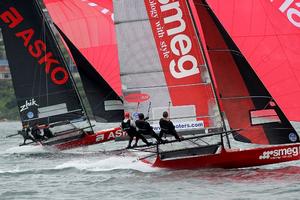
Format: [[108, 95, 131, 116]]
[[42, 128, 84, 146], [159, 144, 221, 160]]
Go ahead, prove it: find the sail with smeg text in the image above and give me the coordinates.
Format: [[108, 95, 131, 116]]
[[113, 0, 224, 133]]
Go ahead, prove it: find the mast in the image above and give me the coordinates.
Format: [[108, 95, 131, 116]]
[[186, 0, 230, 148]]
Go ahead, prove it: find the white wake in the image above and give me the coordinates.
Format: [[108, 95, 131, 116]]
[[55, 155, 159, 173]]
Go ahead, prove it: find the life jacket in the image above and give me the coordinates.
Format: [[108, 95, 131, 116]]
[[44, 128, 54, 138], [136, 120, 152, 133], [121, 119, 135, 133], [31, 126, 42, 139], [159, 118, 175, 133]]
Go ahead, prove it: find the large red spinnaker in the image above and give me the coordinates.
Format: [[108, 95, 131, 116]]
[[189, 0, 267, 143], [44, 0, 121, 96], [188, 0, 299, 144], [206, 0, 300, 122]]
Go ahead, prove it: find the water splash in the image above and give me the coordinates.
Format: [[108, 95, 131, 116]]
[[55, 155, 159, 173], [4, 145, 49, 154]]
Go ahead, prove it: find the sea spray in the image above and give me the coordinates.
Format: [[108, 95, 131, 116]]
[[55, 156, 159, 173]]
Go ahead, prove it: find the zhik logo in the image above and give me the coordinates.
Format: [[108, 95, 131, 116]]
[[20, 98, 39, 112]]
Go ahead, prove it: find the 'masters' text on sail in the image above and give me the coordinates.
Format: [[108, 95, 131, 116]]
[[0, 7, 69, 85]]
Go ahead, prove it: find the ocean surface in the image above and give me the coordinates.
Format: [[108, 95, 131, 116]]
[[1, 121, 300, 200]]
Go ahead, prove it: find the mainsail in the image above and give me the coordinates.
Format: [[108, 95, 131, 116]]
[[0, 0, 86, 126], [189, 0, 299, 144], [43, 0, 123, 122], [113, 0, 223, 133], [206, 0, 300, 125]]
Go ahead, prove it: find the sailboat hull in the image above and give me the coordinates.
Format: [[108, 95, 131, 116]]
[[48, 127, 122, 150], [148, 143, 300, 169]]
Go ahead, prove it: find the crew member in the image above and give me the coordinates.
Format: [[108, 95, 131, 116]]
[[20, 125, 36, 144], [31, 123, 43, 140], [121, 112, 150, 148], [135, 113, 163, 144], [159, 111, 182, 141], [43, 124, 54, 139]]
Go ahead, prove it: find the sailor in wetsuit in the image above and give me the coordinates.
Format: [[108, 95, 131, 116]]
[[135, 113, 163, 144], [159, 111, 182, 141], [31, 123, 43, 141], [43, 124, 54, 139], [20, 126, 36, 144], [121, 112, 150, 148]]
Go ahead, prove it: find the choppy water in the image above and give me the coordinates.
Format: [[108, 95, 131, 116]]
[[1, 121, 300, 200]]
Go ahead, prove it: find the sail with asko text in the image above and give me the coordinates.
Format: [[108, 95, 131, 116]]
[[0, 0, 85, 126]]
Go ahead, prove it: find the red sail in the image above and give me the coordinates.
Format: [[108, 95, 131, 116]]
[[206, 0, 300, 122], [189, 0, 298, 144], [44, 0, 121, 96]]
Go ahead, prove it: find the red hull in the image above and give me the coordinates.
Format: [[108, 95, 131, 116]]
[[53, 127, 123, 150], [149, 143, 300, 169]]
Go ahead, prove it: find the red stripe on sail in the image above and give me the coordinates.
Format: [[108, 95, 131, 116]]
[[207, 0, 300, 122], [44, 0, 122, 96]]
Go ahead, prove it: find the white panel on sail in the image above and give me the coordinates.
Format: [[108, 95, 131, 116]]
[[38, 103, 68, 118], [152, 105, 196, 122], [104, 100, 123, 111]]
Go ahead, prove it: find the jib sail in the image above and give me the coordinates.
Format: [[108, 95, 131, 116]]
[[55, 26, 123, 122], [0, 0, 85, 126], [44, 0, 123, 122], [44, 0, 121, 96]]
